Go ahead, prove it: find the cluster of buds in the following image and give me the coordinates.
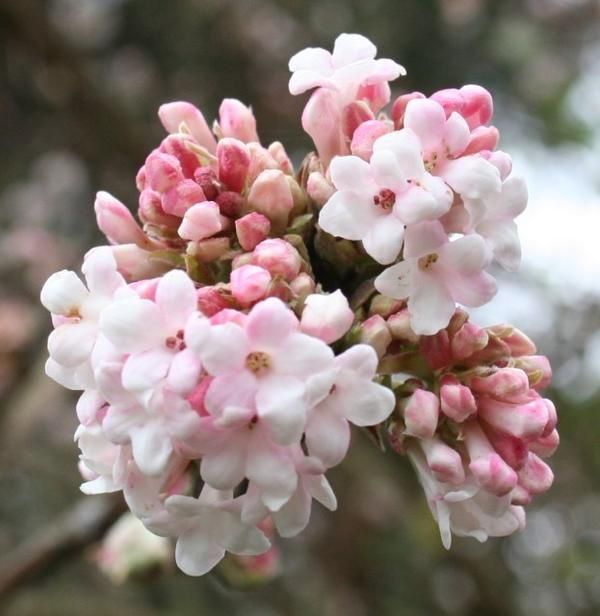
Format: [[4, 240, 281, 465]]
[[40, 33, 557, 577]]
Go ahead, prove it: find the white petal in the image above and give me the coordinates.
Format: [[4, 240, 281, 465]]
[[200, 440, 247, 490], [47, 321, 97, 367], [167, 348, 202, 395], [332, 33, 376, 66], [289, 46, 332, 72], [305, 410, 350, 468], [335, 378, 396, 426], [319, 190, 379, 241], [82, 246, 124, 296], [40, 270, 88, 315], [329, 155, 375, 192], [204, 372, 257, 416], [334, 344, 378, 379], [374, 261, 413, 300], [404, 99, 447, 152], [403, 220, 448, 259], [217, 513, 271, 555], [444, 112, 470, 156], [373, 129, 425, 179], [441, 156, 501, 199], [245, 298, 298, 350], [272, 332, 334, 379], [155, 270, 198, 331], [122, 349, 172, 392], [201, 322, 248, 375], [273, 483, 312, 538], [130, 422, 173, 476], [362, 214, 405, 264], [408, 273, 456, 335], [176, 529, 225, 576]]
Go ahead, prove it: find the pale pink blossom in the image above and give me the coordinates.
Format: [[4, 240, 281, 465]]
[[305, 345, 395, 467], [319, 131, 453, 264], [185, 297, 335, 446], [300, 290, 354, 344], [375, 221, 497, 335]]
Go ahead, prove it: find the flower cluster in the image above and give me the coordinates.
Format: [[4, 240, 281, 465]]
[[40, 33, 556, 576]]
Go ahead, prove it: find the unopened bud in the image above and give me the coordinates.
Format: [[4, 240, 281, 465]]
[[158, 101, 217, 153], [218, 98, 259, 143], [300, 290, 354, 344], [421, 437, 465, 485], [95, 192, 152, 248], [517, 453, 554, 495], [267, 141, 294, 175], [143, 152, 183, 193], [387, 308, 419, 343], [439, 377, 477, 422], [247, 169, 294, 231], [403, 389, 439, 439], [469, 368, 530, 403], [251, 239, 301, 281], [451, 321, 489, 361], [359, 314, 392, 358], [217, 138, 250, 193], [230, 265, 271, 304], [351, 120, 392, 161], [161, 180, 206, 217], [514, 355, 552, 390], [306, 171, 335, 207], [235, 212, 271, 251], [369, 295, 404, 319], [391, 91, 425, 128], [178, 201, 224, 241]]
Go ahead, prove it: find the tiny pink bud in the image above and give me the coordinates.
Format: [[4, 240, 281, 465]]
[[341, 100, 374, 140], [369, 296, 404, 319], [463, 125, 499, 155], [529, 429, 560, 459], [439, 378, 477, 422], [193, 167, 221, 201], [302, 88, 346, 168], [451, 321, 489, 361], [514, 355, 552, 390], [218, 98, 259, 143], [250, 238, 301, 281], [247, 169, 294, 230], [246, 143, 279, 184], [421, 437, 465, 485], [356, 81, 392, 113], [542, 398, 557, 437], [217, 138, 250, 193], [478, 395, 548, 441], [161, 179, 206, 217], [481, 150, 513, 181], [387, 308, 419, 343], [459, 84, 494, 128], [300, 290, 354, 344], [289, 273, 316, 301], [306, 171, 335, 207], [196, 286, 232, 317], [95, 191, 150, 248], [359, 314, 392, 358], [403, 389, 439, 439], [144, 152, 183, 193], [215, 191, 244, 218], [485, 428, 528, 470], [138, 189, 180, 228], [267, 141, 294, 175], [351, 120, 392, 160], [487, 325, 537, 357], [391, 91, 425, 128], [464, 422, 517, 496], [230, 265, 271, 304], [235, 212, 271, 251], [469, 368, 531, 403], [429, 87, 465, 118], [159, 134, 201, 178], [178, 201, 224, 241], [510, 485, 532, 506], [420, 330, 452, 370], [517, 453, 554, 495], [158, 101, 217, 153], [192, 237, 230, 262]]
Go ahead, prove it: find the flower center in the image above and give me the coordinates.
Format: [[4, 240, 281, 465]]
[[165, 329, 186, 351], [424, 151, 439, 173], [245, 351, 271, 375], [418, 253, 439, 271], [373, 188, 396, 210]]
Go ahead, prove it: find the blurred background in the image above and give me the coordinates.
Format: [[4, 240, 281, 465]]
[[1, 0, 599, 614]]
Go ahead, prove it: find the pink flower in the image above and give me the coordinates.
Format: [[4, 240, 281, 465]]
[[288, 33, 405, 107], [402, 98, 501, 199], [375, 221, 497, 335], [100, 270, 203, 396], [300, 290, 354, 344], [319, 131, 453, 264], [185, 298, 335, 446]]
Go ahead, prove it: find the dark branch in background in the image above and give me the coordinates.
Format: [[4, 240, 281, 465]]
[[0, 495, 125, 598]]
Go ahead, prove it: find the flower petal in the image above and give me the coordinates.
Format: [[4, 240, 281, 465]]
[[48, 321, 97, 367], [40, 270, 88, 315], [362, 214, 405, 264], [155, 270, 198, 332], [305, 410, 350, 468], [319, 190, 378, 241], [176, 529, 225, 576], [408, 273, 456, 335]]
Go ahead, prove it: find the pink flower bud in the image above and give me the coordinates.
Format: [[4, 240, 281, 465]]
[[235, 212, 271, 251], [357, 81, 392, 113], [101, 245, 171, 282], [95, 191, 150, 248], [178, 201, 224, 241], [487, 325, 537, 357], [216, 191, 244, 218], [218, 98, 259, 143], [300, 290, 354, 344], [463, 125, 499, 155], [451, 321, 489, 361], [439, 377, 477, 422], [481, 151, 513, 181], [391, 91, 425, 128], [341, 100, 374, 140], [351, 120, 392, 160], [196, 286, 232, 317], [247, 169, 294, 230], [421, 437, 465, 485], [138, 189, 180, 228], [485, 428, 528, 470], [478, 395, 548, 441], [158, 101, 217, 153], [387, 309, 419, 343], [192, 237, 230, 262], [144, 151, 183, 193], [302, 88, 346, 168], [464, 423, 517, 496], [159, 134, 202, 178], [161, 180, 206, 217], [542, 398, 557, 437], [429, 88, 465, 118], [230, 265, 271, 304], [267, 141, 294, 175], [217, 138, 250, 193], [420, 330, 452, 370], [529, 429, 559, 459], [514, 355, 552, 390], [517, 453, 554, 495], [306, 171, 335, 206], [246, 143, 279, 184], [459, 84, 494, 128], [193, 167, 221, 201], [403, 389, 439, 439], [250, 239, 301, 281], [510, 485, 532, 506], [289, 273, 316, 301], [469, 368, 531, 403], [129, 278, 159, 300], [369, 296, 404, 319], [359, 314, 392, 358]]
